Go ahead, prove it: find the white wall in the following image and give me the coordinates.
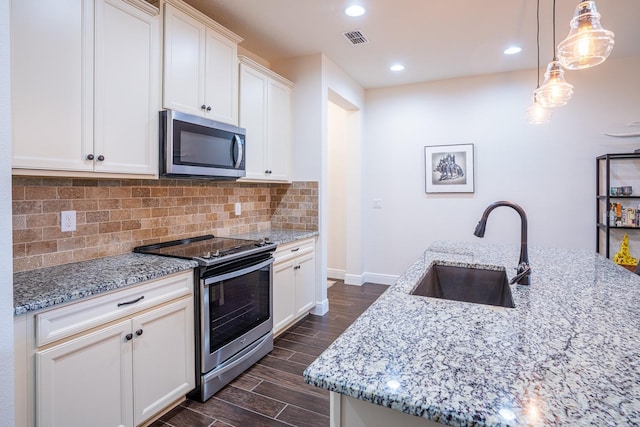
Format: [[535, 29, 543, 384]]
[[0, 0, 14, 423], [363, 56, 640, 279], [327, 101, 348, 278]]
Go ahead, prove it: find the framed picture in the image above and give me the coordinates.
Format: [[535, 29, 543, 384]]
[[425, 144, 474, 193]]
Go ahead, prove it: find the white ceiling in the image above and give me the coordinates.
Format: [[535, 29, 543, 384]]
[[183, 0, 640, 89]]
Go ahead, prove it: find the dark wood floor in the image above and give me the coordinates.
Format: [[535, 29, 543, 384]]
[[151, 281, 388, 427]]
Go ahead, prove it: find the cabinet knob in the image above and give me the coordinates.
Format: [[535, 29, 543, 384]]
[[135, 329, 143, 336], [86, 154, 94, 160], [201, 104, 206, 110], [125, 333, 133, 341], [206, 106, 212, 112], [97, 155, 105, 161], [265, 170, 272, 174]]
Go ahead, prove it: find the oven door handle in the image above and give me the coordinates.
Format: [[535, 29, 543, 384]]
[[202, 257, 273, 287]]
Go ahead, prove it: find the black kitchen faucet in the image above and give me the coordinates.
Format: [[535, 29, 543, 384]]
[[474, 201, 531, 285]]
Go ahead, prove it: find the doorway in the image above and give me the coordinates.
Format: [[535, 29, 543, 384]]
[[327, 95, 362, 284]]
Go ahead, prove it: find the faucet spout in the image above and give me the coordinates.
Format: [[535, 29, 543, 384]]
[[474, 201, 530, 285]]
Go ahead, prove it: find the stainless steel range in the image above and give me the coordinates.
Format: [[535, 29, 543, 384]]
[[134, 235, 277, 401]]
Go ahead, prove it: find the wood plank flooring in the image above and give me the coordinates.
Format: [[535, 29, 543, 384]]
[[151, 281, 388, 427]]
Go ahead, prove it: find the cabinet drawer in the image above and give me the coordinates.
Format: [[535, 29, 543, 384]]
[[36, 271, 193, 347], [274, 238, 315, 265]]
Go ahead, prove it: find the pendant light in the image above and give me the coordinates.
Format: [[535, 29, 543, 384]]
[[528, 0, 551, 124], [535, 0, 573, 108], [527, 95, 552, 124], [557, 1, 615, 70]]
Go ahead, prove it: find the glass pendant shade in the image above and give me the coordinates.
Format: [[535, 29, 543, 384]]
[[527, 96, 552, 124], [557, 1, 615, 70], [535, 60, 574, 108]]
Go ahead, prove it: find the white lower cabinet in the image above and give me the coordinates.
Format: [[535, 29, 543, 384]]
[[273, 258, 296, 333], [132, 299, 194, 424], [272, 238, 316, 335], [36, 319, 134, 427], [27, 271, 194, 427]]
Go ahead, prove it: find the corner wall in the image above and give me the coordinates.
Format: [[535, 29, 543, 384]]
[[0, 0, 14, 423], [274, 54, 366, 313]]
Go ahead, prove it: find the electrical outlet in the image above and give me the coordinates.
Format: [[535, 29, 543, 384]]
[[61, 210, 76, 232], [234, 202, 242, 215]]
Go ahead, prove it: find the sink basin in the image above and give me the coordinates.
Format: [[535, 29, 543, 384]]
[[411, 263, 515, 308]]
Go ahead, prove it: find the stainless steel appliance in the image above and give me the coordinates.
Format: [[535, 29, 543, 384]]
[[133, 235, 276, 401], [160, 109, 246, 179]]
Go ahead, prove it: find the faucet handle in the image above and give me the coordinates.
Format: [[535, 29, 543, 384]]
[[510, 262, 531, 285]]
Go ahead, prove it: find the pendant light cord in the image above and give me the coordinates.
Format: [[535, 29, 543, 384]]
[[552, 0, 557, 61], [536, 0, 541, 88]]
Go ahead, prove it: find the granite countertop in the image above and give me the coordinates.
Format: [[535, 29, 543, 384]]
[[303, 241, 640, 426], [13, 254, 197, 316], [13, 229, 317, 316], [230, 228, 318, 246]]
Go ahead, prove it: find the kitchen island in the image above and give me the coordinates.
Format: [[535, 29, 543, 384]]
[[303, 241, 640, 426]]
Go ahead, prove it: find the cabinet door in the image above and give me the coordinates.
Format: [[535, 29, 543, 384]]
[[11, 0, 94, 172], [273, 258, 296, 334], [163, 3, 206, 117], [94, 0, 159, 175], [239, 64, 268, 180], [266, 79, 292, 181], [204, 28, 239, 125], [295, 250, 316, 316], [132, 298, 195, 426], [36, 319, 133, 427]]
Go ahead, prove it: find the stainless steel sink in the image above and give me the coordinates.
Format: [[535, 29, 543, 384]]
[[411, 263, 515, 308]]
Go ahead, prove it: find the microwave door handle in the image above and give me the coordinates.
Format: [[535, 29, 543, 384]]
[[233, 135, 243, 169]]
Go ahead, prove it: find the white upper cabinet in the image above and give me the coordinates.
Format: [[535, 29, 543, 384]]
[[163, 0, 241, 125], [94, 0, 160, 175], [239, 56, 293, 182], [10, 0, 160, 177], [11, 0, 94, 172]]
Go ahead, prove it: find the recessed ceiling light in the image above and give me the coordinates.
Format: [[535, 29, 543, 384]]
[[345, 5, 365, 17], [504, 46, 522, 55], [390, 64, 405, 71]]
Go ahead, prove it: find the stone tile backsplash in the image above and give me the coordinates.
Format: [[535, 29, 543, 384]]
[[12, 177, 318, 273]]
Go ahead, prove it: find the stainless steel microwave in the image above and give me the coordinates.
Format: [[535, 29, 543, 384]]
[[160, 110, 246, 179]]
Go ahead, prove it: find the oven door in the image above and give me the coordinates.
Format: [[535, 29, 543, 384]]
[[200, 253, 273, 374]]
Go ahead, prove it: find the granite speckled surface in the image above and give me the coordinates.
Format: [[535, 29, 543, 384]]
[[303, 241, 640, 426], [230, 228, 318, 245], [13, 230, 314, 316], [13, 254, 197, 316]]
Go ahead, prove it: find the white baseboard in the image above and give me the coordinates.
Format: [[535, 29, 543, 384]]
[[344, 273, 364, 286], [312, 298, 329, 315], [363, 272, 398, 286], [327, 268, 345, 280], [343, 272, 399, 286]]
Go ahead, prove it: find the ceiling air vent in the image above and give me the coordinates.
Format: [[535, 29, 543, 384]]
[[343, 30, 369, 46]]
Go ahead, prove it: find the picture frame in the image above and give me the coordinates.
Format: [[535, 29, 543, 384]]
[[425, 143, 475, 193]]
